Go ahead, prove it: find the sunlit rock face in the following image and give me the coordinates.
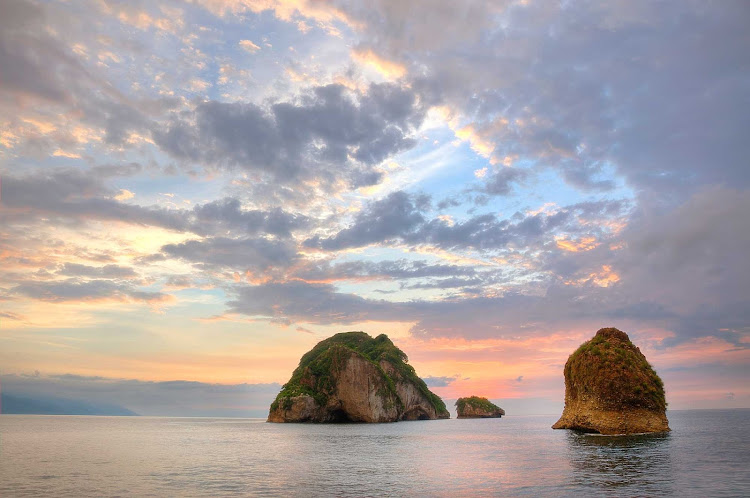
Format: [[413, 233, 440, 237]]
[[456, 396, 505, 418], [552, 328, 670, 435], [268, 332, 450, 423]]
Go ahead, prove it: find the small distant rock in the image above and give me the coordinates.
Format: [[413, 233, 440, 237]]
[[456, 396, 505, 418], [552, 327, 670, 435]]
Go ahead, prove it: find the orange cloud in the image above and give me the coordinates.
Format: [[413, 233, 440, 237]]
[[555, 236, 598, 252], [351, 48, 407, 79], [591, 265, 620, 287], [455, 124, 495, 158], [565, 265, 620, 287]]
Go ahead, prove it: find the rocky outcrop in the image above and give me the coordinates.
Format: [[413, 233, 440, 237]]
[[552, 327, 670, 435], [456, 396, 505, 418], [268, 332, 450, 423]]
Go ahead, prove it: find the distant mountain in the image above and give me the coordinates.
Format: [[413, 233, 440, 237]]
[[1, 393, 138, 416]]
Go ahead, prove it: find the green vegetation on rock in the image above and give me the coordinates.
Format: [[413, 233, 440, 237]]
[[455, 396, 502, 413], [564, 327, 667, 412], [270, 331, 448, 417]]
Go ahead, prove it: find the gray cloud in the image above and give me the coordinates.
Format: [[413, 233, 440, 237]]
[[340, 0, 750, 196], [0, 169, 188, 231], [294, 259, 478, 282], [0, 0, 72, 103], [0, 0, 161, 151], [91, 162, 144, 178], [307, 190, 625, 253], [608, 187, 750, 345], [225, 277, 598, 338], [480, 167, 529, 196], [447, 187, 749, 344], [228, 194, 750, 345], [191, 197, 309, 238], [154, 83, 425, 189], [305, 191, 428, 250], [228, 280, 399, 324], [11, 279, 171, 304], [164, 275, 194, 289], [58, 263, 139, 279], [340, 0, 495, 56], [411, 211, 569, 252], [1, 169, 308, 239], [161, 237, 298, 272], [422, 375, 459, 388], [2, 168, 105, 206], [401, 277, 485, 290], [1, 0, 747, 361]]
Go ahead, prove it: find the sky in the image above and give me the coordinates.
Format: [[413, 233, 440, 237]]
[[1, 0, 749, 417]]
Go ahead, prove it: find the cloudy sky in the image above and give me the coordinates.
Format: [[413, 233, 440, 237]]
[[1, 0, 748, 416]]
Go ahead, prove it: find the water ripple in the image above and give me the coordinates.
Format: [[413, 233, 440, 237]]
[[1, 410, 748, 496]]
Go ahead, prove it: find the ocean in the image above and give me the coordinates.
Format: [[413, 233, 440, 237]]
[[1, 409, 748, 496]]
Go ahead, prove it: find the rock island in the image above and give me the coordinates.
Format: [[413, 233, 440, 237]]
[[268, 331, 450, 423], [456, 396, 505, 418], [552, 327, 670, 435]]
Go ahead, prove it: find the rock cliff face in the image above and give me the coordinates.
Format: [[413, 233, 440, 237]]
[[268, 332, 450, 423], [456, 396, 505, 418], [552, 327, 670, 435]]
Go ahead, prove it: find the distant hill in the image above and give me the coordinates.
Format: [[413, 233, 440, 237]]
[[1, 393, 138, 416]]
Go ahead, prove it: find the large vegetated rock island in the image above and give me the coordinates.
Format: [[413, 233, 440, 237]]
[[456, 396, 505, 418], [552, 327, 670, 435], [268, 332, 450, 423]]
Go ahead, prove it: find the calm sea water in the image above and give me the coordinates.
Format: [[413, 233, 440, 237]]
[[1, 410, 748, 497]]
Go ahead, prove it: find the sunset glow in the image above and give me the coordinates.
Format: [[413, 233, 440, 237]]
[[1, 0, 748, 417]]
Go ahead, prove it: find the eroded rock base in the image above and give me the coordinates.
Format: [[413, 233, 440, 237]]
[[553, 402, 670, 435]]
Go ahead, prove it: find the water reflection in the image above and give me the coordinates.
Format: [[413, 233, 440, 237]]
[[566, 430, 673, 494], [261, 423, 423, 496]]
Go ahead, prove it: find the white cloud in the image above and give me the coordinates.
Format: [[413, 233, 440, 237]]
[[239, 39, 261, 53], [114, 189, 135, 201]]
